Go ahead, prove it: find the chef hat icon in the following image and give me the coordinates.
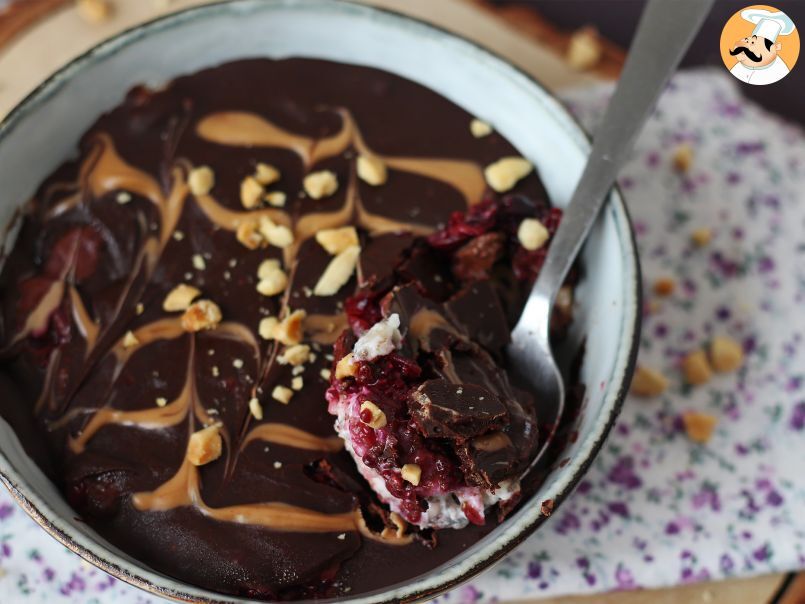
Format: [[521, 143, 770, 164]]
[[741, 8, 796, 42]]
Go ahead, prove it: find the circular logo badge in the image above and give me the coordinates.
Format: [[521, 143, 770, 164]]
[[720, 4, 799, 85]]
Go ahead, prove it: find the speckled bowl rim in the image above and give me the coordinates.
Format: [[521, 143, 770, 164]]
[[0, 1, 642, 602]]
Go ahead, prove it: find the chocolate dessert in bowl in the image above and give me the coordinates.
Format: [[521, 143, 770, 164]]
[[0, 1, 640, 602]]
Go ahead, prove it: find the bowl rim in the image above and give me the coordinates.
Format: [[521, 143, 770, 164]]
[[0, 0, 642, 602]]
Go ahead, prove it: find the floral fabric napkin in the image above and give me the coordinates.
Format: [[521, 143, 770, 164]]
[[2, 69, 804, 603]]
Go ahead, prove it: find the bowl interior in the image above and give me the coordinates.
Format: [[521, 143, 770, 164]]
[[0, 1, 639, 602]]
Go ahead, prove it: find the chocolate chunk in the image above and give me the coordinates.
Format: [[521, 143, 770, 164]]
[[451, 232, 504, 282], [411, 378, 509, 440], [396, 243, 452, 300], [446, 282, 510, 355], [386, 285, 460, 355], [359, 233, 414, 289]]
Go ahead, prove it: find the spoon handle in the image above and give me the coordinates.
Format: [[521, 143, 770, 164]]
[[529, 0, 714, 311]]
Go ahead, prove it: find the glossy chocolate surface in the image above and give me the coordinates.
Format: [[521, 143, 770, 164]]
[[0, 59, 559, 599]]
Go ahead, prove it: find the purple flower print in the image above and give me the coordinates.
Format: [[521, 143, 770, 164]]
[[0, 503, 13, 520], [790, 402, 805, 430], [614, 564, 637, 590], [527, 561, 542, 580], [607, 456, 643, 490]]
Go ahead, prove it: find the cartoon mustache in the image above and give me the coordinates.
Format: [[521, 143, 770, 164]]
[[730, 46, 763, 62]]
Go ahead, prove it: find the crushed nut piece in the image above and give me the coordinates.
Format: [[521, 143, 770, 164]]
[[673, 144, 694, 173], [278, 344, 311, 366], [240, 176, 265, 209], [248, 397, 264, 421], [187, 424, 223, 466], [303, 170, 338, 199], [291, 376, 304, 391], [691, 227, 712, 247], [257, 259, 282, 279], [254, 163, 281, 186], [163, 283, 201, 312], [258, 317, 279, 340], [335, 352, 358, 379], [683, 349, 712, 386], [135, 302, 145, 315], [232, 358, 244, 369], [484, 157, 533, 193], [682, 411, 718, 444], [116, 191, 132, 204], [630, 365, 669, 397], [314, 245, 361, 296], [256, 267, 288, 297], [357, 155, 388, 186], [272, 385, 294, 405], [188, 166, 215, 196], [274, 310, 306, 346], [155, 397, 167, 407], [567, 26, 602, 71], [470, 118, 493, 138], [122, 330, 139, 349], [77, 0, 111, 24], [192, 254, 206, 271], [710, 336, 744, 373], [360, 401, 387, 429], [653, 277, 676, 297], [320, 368, 332, 380], [173, 230, 185, 241], [181, 299, 222, 332], [258, 217, 294, 248], [236, 220, 263, 250], [517, 218, 549, 251], [401, 463, 421, 486], [265, 191, 287, 207], [315, 226, 360, 256]]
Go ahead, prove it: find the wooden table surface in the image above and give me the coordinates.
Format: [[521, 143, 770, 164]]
[[0, 1, 802, 603]]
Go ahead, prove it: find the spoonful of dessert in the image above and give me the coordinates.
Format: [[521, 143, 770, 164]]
[[509, 0, 715, 468]]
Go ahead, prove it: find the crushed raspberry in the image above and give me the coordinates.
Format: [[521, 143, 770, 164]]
[[461, 501, 485, 526], [44, 226, 103, 282], [344, 290, 383, 334], [426, 198, 499, 250]]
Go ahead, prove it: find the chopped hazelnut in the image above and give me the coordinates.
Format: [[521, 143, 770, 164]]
[[116, 191, 132, 204], [682, 349, 712, 386], [484, 157, 533, 193], [265, 191, 287, 207], [181, 299, 222, 332], [360, 401, 387, 429], [517, 218, 549, 251], [278, 344, 311, 366], [314, 245, 361, 296], [272, 385, 294, 405], [653, 277, 676, 297], [236, 220, 263, 250], [257, 258, 282, 279], [77, 0, 111, 24], [320, 368, 332, 380], [258, 217, 294, 248], [192, 254, 206, 271], [187, 166, 215, 196], [357, 155, 388, 186], [400, 463, 421, 486], [673, 144, 694, 173], [566, 26, 602, 71], [470, 118, 493, 138], [254, 163, 281, 186], [682, 411, 718, 444], [256, 267, 288, 297], [315, 226, 359, 256], [691, 227, 712, 247], [248, 397, 264, 421], [122, 330, 139, 349], [274, 310, 306, 346], [135, 302, 145, 315], [335, 353, 358, 380], [155, 397, 167, 407], [709, 336, 744, 373], [630, 365, 669, 397], [258, 317, 279, 341], [303, 170, 338, 199], [163, 283, 201, 312], [240, 176, 265, 209], [187, 424, 222, 466], [291, 376, 304, 391]]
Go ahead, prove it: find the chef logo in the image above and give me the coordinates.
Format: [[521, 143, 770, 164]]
[[720, 5, 799, 85]]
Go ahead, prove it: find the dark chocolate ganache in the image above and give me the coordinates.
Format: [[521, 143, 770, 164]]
[[0, 58, 571, 599]]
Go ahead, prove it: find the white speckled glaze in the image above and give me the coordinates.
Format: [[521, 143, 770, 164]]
[[0, 1, 641, 602]]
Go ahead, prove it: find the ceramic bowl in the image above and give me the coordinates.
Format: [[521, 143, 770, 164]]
[[0, 1, 641, 601]]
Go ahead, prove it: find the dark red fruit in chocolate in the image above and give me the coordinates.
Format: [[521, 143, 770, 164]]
[[44, 226, 103, 282]]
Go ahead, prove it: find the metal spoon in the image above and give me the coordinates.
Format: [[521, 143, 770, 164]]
[[509, 0, 714, 468]]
